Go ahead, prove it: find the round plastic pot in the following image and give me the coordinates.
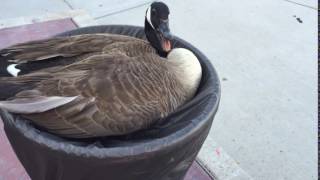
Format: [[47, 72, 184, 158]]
[[0, 25, 220, 180]]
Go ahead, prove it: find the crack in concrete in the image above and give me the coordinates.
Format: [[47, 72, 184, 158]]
[[94, 1, 152, 20], [282, 0, 317, 10], [196, 158, 218, 180], [62, 0, 74, 10]]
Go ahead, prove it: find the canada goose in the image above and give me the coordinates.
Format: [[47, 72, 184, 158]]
[[0, 2, 202, 138]]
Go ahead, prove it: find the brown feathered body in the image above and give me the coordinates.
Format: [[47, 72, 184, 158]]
[[0, 34, 192, 138]]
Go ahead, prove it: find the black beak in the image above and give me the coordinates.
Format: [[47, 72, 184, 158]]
[[157, 20, 172, 52], [158, 20, 173, 40]]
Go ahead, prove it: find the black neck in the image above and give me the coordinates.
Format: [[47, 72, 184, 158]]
[[144, 19, 168, 58]]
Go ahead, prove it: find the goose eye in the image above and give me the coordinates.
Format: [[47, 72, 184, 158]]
[[151, 9, 156, 15]]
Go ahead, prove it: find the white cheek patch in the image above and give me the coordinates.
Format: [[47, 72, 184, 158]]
[[7, 64, 21, 77], [146, 7, 155, 29]]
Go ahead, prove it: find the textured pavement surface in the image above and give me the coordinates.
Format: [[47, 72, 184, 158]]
[[0, 0, 317, 180]]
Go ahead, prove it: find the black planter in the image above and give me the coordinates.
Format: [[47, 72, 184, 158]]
[[0, 25, 220, 180]]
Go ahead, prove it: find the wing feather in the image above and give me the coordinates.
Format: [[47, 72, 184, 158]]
[[0, 95, 77, 114], [0, 34, 145, 63], [0, 48, 187, 138]]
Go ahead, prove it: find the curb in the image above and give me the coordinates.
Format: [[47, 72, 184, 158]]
[[198, 135, 254, 180]]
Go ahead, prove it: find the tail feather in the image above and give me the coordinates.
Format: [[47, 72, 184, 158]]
[[0, 38, 74, 63], [0, 81, 35, 100], [0, 96, 77, 114], [0, 56, 12, 77], [0, 35, 108, 64]]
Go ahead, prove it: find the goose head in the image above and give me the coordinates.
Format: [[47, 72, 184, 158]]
[[145, 2, 202, 98], [145, 2, 172, 57]]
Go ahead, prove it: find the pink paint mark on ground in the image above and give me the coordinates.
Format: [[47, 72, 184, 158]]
[[215, 148, 221, 157]]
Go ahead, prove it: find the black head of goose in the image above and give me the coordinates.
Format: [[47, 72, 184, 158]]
[[0, 2, 202, 138], [144, 1, 172, 57]]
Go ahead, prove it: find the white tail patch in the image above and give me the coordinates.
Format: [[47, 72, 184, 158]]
[[7, 64, 21, 77]]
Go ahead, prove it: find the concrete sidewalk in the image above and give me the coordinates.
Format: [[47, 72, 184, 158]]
[[0, 0, 317, 180]]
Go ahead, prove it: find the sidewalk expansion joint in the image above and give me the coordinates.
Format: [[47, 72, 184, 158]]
[[94, 1, 152, 20], [282, 0, 317, 10]]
